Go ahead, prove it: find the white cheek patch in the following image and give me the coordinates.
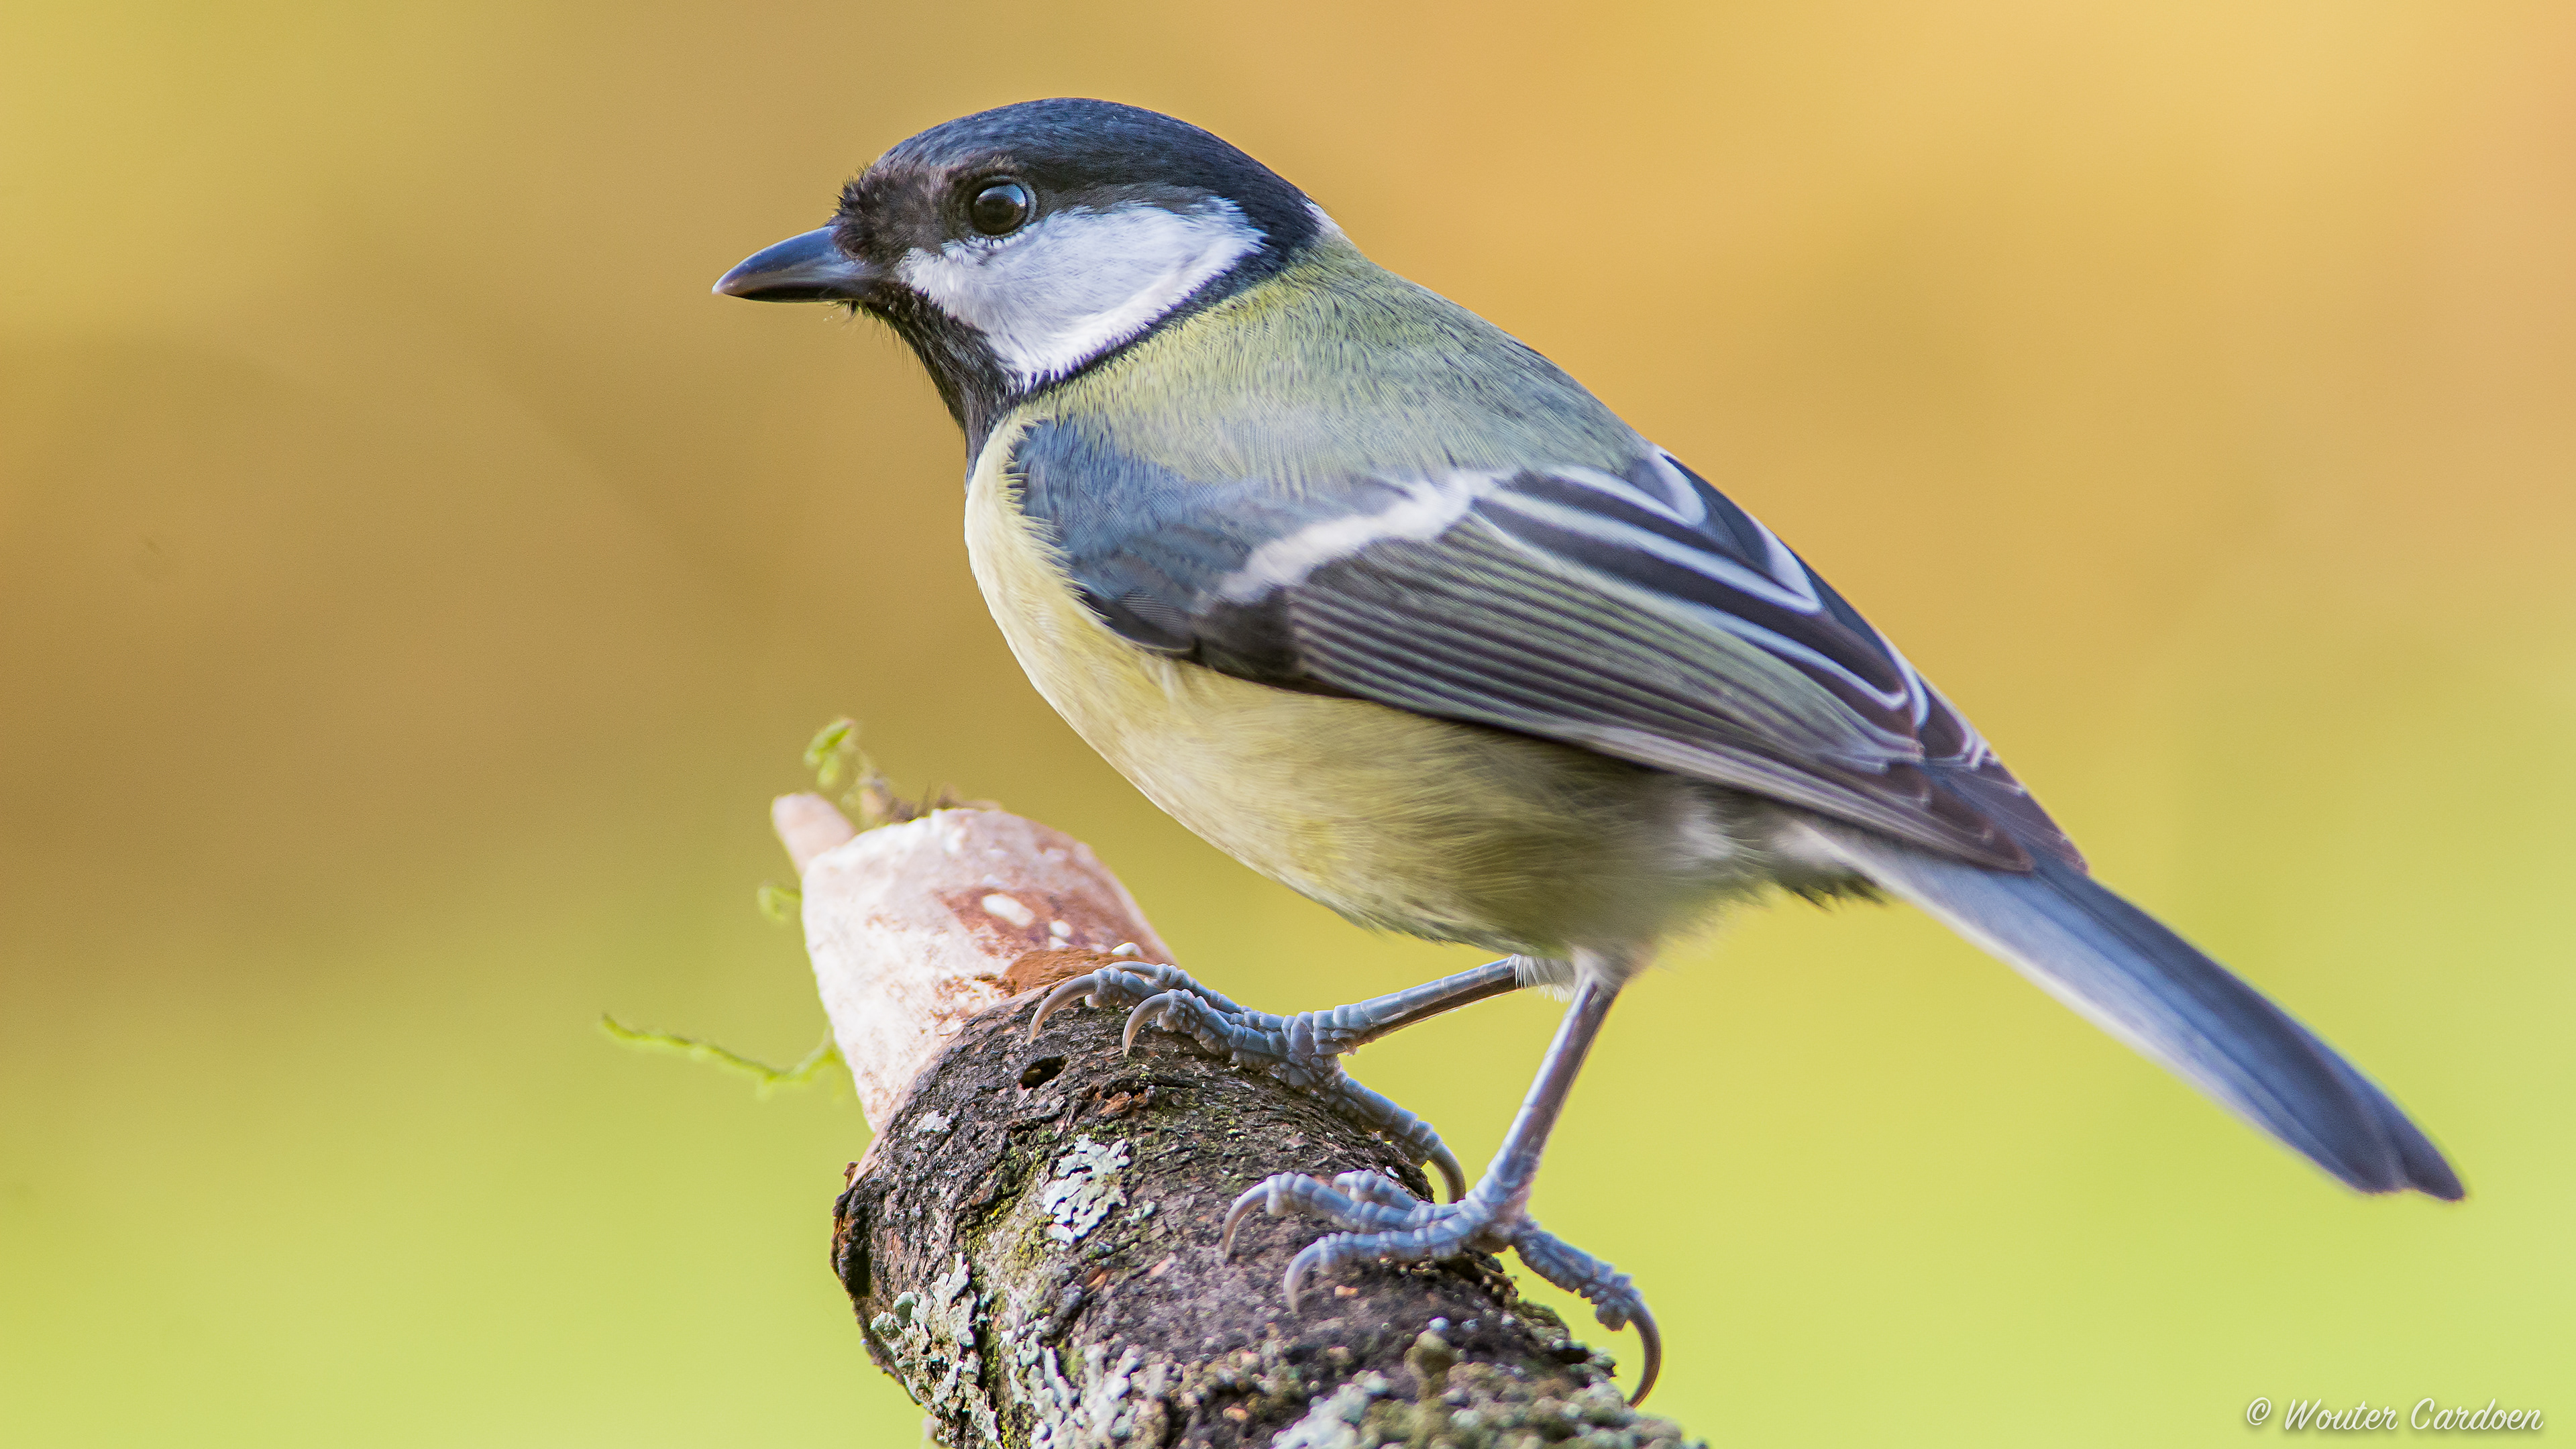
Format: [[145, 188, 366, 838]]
[[898, 200, 1262, 388]]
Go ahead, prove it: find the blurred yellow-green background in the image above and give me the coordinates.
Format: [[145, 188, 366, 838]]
[[4, 1, 2570, 1443]]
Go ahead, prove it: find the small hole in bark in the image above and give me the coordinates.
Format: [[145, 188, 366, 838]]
[[1020, 1056, 1066, 1089]]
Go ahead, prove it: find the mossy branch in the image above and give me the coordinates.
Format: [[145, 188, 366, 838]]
[[777, 786, 1701, 1447]]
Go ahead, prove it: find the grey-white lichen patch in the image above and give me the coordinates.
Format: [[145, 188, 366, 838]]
[[1038, 1136, 1130, 1246], [868, 1254, 1000, 1446], [911, 1109, 954, 1137], [1273, 1380, 1378, 1449], [989, 1299, 1175, 1449], [1264, 1345, 1700, 1449]]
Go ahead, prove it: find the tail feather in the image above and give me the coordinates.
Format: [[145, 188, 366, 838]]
[[1814, 828, 2462, 1200]]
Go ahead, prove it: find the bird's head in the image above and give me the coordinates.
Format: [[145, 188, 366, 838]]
[[716, 99, 1322, 441]]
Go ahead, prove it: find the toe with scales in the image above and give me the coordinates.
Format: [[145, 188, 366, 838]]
[[1027, 959, 1523, 1201], [1219, 1168, 1661, 1405], [1217, 972, 1662, 1404], [1034, 961, 1661, 1403]]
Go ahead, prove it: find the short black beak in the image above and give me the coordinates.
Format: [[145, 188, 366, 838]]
[[712, 227, 881, 302]]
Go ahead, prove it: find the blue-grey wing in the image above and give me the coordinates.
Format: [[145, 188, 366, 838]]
[[1013, 421, 2079, 872]]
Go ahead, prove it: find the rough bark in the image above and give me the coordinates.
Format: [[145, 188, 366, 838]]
[[776, 796, 1695, 1448]]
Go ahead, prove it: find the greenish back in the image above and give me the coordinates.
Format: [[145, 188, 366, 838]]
[[1030, 234, 1648, 489]]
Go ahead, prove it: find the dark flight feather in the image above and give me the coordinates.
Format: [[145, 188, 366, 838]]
[[1012, 423, 2082, 871]]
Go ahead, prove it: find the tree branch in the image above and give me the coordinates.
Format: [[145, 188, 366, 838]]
[[775, 795, 1695, 1448]]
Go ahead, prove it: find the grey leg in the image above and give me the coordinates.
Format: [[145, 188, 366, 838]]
[[1028, 957, 1524, 1201], [1219, 976, 1661, 1405]]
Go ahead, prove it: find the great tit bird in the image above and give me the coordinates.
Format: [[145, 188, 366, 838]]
[[718, 97, 2461, 1403]]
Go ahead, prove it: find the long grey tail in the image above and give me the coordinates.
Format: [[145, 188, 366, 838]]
[[1809, 827, 2463, 1200]]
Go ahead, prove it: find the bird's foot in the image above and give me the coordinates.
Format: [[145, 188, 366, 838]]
[[1222, 1168, 1661, 1404], [1029, 961, 1468, 1199]]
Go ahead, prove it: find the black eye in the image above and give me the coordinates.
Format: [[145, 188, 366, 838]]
[[968, 180, 1032, 236]]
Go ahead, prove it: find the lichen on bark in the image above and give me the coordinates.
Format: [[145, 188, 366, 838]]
[[831, 958, 1697, 1448]]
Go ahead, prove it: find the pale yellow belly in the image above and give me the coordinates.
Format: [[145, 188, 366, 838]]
[[961, 439, 1748, 956]]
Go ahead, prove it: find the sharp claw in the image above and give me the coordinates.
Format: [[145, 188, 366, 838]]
[[1119, 996, 1163, 1055], [1218, 1183, 1269, 1257], [1282, 1238, 1331, 1311], [1429, 1143, 1466, 1202], [1626, 1298, 1662, 1406], [1028, 975, 1099, 1041]]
